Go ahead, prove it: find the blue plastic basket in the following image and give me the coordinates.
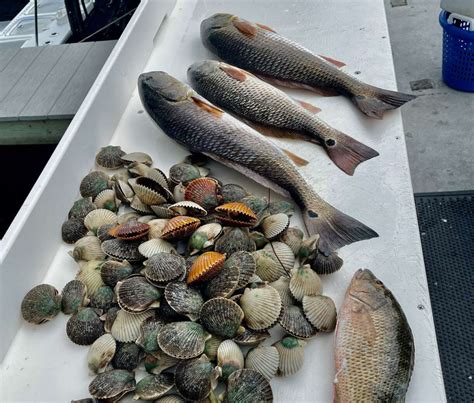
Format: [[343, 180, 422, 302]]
[[439, 11, 474, 92]]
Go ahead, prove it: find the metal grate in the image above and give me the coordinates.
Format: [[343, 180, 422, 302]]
[[415, 191, 474, 402]]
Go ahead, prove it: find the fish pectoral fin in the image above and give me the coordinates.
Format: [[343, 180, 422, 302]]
[[281, 148, 309, 166], [319, 55, 346, 68], [256, 23, 277, 33], [220, 65, 248, 82], [191, 97, 224, 117], [294, 99, 322, 114], [233, 19, 258, 36]]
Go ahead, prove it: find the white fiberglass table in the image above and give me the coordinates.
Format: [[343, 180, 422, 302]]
[[0, 0, 445, 401]]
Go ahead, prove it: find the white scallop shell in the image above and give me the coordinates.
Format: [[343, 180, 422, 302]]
[[261, 213, 290, 240], [245, 345, 279, 380], [274, 337, 307, 377], [289, 265, 322, 301], [70, 236, 105, 262], [93, 189, 120, 211], [302, 295, 337, 332], [130, 179, 167, 206], [239, 285, 282, 331], [269, 276, 295, 307], [75, 260, 104, 295], [280, 227, 304, 256], [169, 201, 207, 217], [122, 151, 153, 165], [111, 309, 154, 342], [84, 209, 117, 233], [137, 215, 157, 223], [217, 340, 244, 370], [148, 219, 170, 239], [139, 238, 176, 257], [252, 250, 287, 282], [146, 168, 169, 190], [87, 333, 116, 374], [263, 242, 295, 272]]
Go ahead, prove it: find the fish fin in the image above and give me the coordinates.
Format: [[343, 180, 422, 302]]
[[303, 202, 378, 254], [256, 23, 277, 33], [310, 250, 343, 274], [233, 19, 258, 36], [294, 99, 321, 114], [220, 65, 247, 82], [319, 55, 346, 68], [191, 96, 224, 117], [256, 73, 341, 97], [245, 120, 313, 142], [324, 131, 379, 175], [280, 148, 309, 166], [352, 86, 416, 119]]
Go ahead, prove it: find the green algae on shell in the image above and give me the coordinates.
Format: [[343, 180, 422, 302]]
[[157, 321, 209, 359], [100, 260, 133, 287], [21, 284, 61, 324], [133, 373, 174, 400], [174, 355, 219, 401], [164, 281, 204, 321], [89, 369, 136, 400], [89, 285, 115, 311], [80, 171, 111, 198], [274, 336, 307, 377], [68, 197, 96, 220], [223, 369, 273, 403], [217, 340, 244, 380], [136, 316, 165, 354], [66, 307, 105, 345], [61, 217, 88, 244], [200, 297, 244, 339], [111, 342, 141, 371], [61, 280, 89, 314]]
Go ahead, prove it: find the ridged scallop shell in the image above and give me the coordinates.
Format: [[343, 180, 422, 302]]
[[297, 235, 319, 263], [245, 346, 279, 380], [164, 281, 203, 321], [263, 242, 295, 272], [188, 223, 222, 254], [218, 340, 244, 380], [203, 258, 240, 299], [136, 317, 165, 354], [87, 333, 116, 374], [102, 239, 143, 261], [146, 167, 169, 190], [114, 179, 134, 203], [94, 189, 119, 212], [139, 238, 176, 258], [278, 305, 317, 339], [109, 221, 149, 240], [111, 341, 141, 371], [239, 284, 282, 331], [122, 151, 153, 166], [268, 276, 294, 307], [100, 260, 133, 287], [151, 204, 177, 218], [184, 177, 221, 210], [96, 145, 125, 169], [80, 171, 110, 198], [144, 350, 179, 375], [68, 197, 96, 219], [111, 309, 154, 342], [225, 251, 256, 289], [169, 163, 201, 185], [204, 335, 223, 361], [144, 253, 186, 284], [261, 213, 290, 240], [131, 176, 170, 205], [76, 260, 104, 295], [187, 251, 226, 284], [134, 373, 174, 401], [274, 336, 306, 377], [161, 216, 200, 241], [130, 195, 154, 214], [21, 284, 61, 324], [70, 236, 105, 262], [169, 201, 207, 217], [157, 297, 187, 322], [224, 369, 273, 403], [302, 295, 337, 332], [66, 307, 104, 345], [61, 217, 88, 244], [200, 297, 244, 338], [241, 195, 269, 226], [154, 395, 185, 403], [309, 250, 344, 275], [157, 321, 209, 359], [89, 285, 114, 311], [116, 276, 161, 313], [61, 279, 89, 314], [279, 227, 304, 256], [214, 227, 256, 255], [220, 183, 248, 203], [84, 209, 117, 233], [215, 202, 257, 227], [89, 369, 136, 400], [104, 306, 119, 333], [96, 223, 115, 242], [175, 355, 219, 401], [233, 328, 270, 346], [252, 249, 287, 282], [289, 265, 322, 301], [268, 200, 295, 216]]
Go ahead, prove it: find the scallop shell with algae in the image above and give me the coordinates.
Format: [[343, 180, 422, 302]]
[[187, 251, 226, 284], [169, 163, 201, 185], [138, 238, 176, 258], [75, 260, 104, 295], [84, 209, 117, 233], [263, 242, 295, 272], [61, 279, 89, 314], [89, 285, 115, 311], [111, 341, 141, 371], [68, 197, 96, 220], [220, 183, 248, 203], [136, 316, 165, 354], [87, 333, 116, 374], [102, 238, 143, 262], [269, 276, 295, 307], [66, 307, 105, 345], [217, 340, 244, 380], [144, 252, 186, 285], [109, 221, 150, 240], [302, 295, 337, 332], [289, 265, 322, 301], [94, 189, 120, 212], [215, 202, 257, 227], [228, 251, 256, 289], [273, 336, 306, 377], [161, 216, 200, 241], [88, 369, 136, 400], [203, 334, 223, 361], [80, 171, 111, 198], [21, 284, 61, 324], [144, 350, 179, 375], [261, 213, 290, 240], [116, 276, 161, 313], [233, 327, 270, 346], [188, 222, 222, 254], [245, 345, 279, 380], [157, 321, 209, 359], [61, 217, 88, 244], [278, 305, 317, 339], [100, 260, 133, 287], [214, 227, 256, 255], [96, 145, 125, 169], [280, 227, 304, 256], [223, 369, 273, 403], [111, 309, 154, 342], [164, 281, 204, 321], [239, 284, 282, 331], [252, 249, 287, 283], [268, 200, 295, 216], [133, 373, 174, 401], [184, 177, 221, 210], [200, 297, 244, 339]]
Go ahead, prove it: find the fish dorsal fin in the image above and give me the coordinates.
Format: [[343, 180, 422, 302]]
[[352, 301, 376, 346], [256, 23, 276, 33], [295, 99, 322, 114], [281, 148, 309, 166], [191, 97, 224, 117], [233, 19, 258, 36], [220, 65, 247, 82], [319, 55, 346, 68]]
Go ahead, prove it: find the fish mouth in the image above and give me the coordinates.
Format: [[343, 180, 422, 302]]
[[138, 71, 192, 102]]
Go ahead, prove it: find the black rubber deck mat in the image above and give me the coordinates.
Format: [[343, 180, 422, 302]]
[[415, 191, 474, 402]]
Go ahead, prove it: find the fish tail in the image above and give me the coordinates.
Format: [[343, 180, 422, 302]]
[[303, 200, 378, 254], [324, 130, 379, 175], [352, 86, 416, 119]]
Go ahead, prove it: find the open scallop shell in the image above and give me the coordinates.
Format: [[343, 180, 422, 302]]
[[245, 346, 279, 380], [278, 305, 317, 339], [164, 281, 204, 321], [66, 307, 104, 345], [161, 216, 200, 241], [133, 373, 174, 401], [84, 209, 117, 233], [187, 251, 226, 284], [239, 284, 282, 331], [130, 176, 170, 206], [139, 238, 177, 258], [157, 321, 209, 359], [89, 369, 136, 400], [188, 223, 222, 254], [111, 309, 154, 342], [87, 333, 116, 374], [309, 250, 344, 275], [289, 265, 322, 301], [151, 204, 177, 219], [114, 179, 134, 203], [215, 202, 257, 227], [252, 249, 287, 283], [280, 227, 304, 256], [200, 297, 244, 339], [273, 336, 306, 377], [116, 276, 161, 313], [169, 201, 207, 217], [102, 238, 143, 261], [218, 340, 244, 380], [224, 369, 273, 403], [263, 242, 295, 272], [241, 195, 269, 226], [144, 253, 186, 285], [21, 284, 61, 324], [175, 355, 219, 401], [130, 195, 154, 214], [184, 177, 221, 210], [146, 167, 169, 190], [203, 258, 240, 299], [261, 213, 290, 240], [76, 260, 105, 295], [269, 276, 295, 307], [302, 295, 337, 332], [109, 221, 150, 240]]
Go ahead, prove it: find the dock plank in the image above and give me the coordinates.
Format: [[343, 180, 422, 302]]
[[0, 47, 20, 72]]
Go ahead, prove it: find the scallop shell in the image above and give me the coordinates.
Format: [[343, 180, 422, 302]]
[[80, 171, 111, 198], [21, 284, 61, 324], [131, 176, 170, 205], [102, 239, 143, 262], [76, 260, 105, 295], [239, 284, 282, 331], [227, 251, 256, 289], [116, 276, 161, 313], [70, 236, 106, 262], [297, 234, 320, 262], [172, 182, 186, 202], [278, 305, 317, 339], [89, 285, 115, 311], [269, 277, 295, 307], [133, 373, 174, 401], [111, 341, 141, 370], [268, 200, 295, 216], [164, 281, 204, 321], [144, 350, 179, 375], [104, 306, 120, 333], [215, 202, 257, 227], [113, 167, 132, 182], [144, 253, 186, 285], [117, 212, 140, 224], [169, 163, 201, 185], [263, 242, 295, 272], [128, 161, 152, 177], [114, 179, 134, 203], [154, 395, 185, 403], [240, 195, 269, 226], [175, 356, 220, 401], [252, 249, 287, 282], [61, 279, 89, 314], [94, 189, 119, 212], [273, 336, 306, 377], [157, 297, 187, 322], [302, 295, 337, 332], [218, 340, 244, 380], [249, 231, 269, 249], [151, 204, 177, 219], [200, 297, 244, 338], [161, 216, 200, 241], [122, 151, 152, 166], [96, 145, 125, 169], [203, 258, 240, 299], [214, 227, 256, 255], [136, 317, 165, 354], [188, 223, 222, 254], [147, 219, 170, 239], [261, 213, 290, 240], [130, 195, 154, 214], [68, 197, 96, 219], [111, 309, 154, 342], [187, 251, 226, 284], [245, 346, 279, 380], [96, 223, 115, 242], [89, 369, 136, 400], [109, 221, 150, 240], [169, 201, 207, 217], [146, 167, 169, 190], [220, 183, 248, 203], [279, 227, 304, 256], [100, 260, 133, 287], [139, 238, 176, 258], [66, 307, 105, 345], [289, 265, 322, 301], [157, 321, 209, 359], [223, 369, 273, 403], [84, 209, 117, 233], [87, 333, 116, 374], [204, 335, 223, 361], [61, 217, 88, 244], [309, 250, 344, 275], [233, 328, 270, 346], [184, 177, 221, 210]]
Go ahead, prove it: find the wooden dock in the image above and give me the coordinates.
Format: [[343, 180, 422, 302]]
[[0, 41, 116, 144]]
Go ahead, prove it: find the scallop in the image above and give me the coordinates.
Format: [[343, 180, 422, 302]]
[[146, 167, 169, 190], [66, 307, 105, 345], [200, 297, 244, 339], [102, 239, 143, 261], [111, 309, 154, 342], [233, 328, 271, 346], [61, 217, 88, 244], [89, 285, 115, 311], [68, 197, 96, 219], [157, 297, 187, 322], [240, 195, 269, 226], [139, 238, 176, 258], [128, 161, 152, 177], [147, 219, 170, 239], [133, 373, 174, 401], [263, 242, 295, 272], [169, 163, 201, 185], [21, 284, 61, 324], [203, 335, 223, 361], [131, 176, 170, 205], [109, 221, 150, 240], [84, 209, 117, 233], [203, 258, 240, 299], [144, 253, 186, 285], [239, 284, 282, 331], [100, 260, 133, 287], [297, 234, 320, 262], [136, 316, 165, 354], [80, 171, 111, 198], [289, 265, 322, 301], [89, 369, 136, 400], [157, 321, 209, 359], [164, 281, 204, 321], [252, 249, 287, 282], [116, 276, 161, 313], [87, 333, 116, 374], [268, 200, 295, 216], [229, 251, 256, 289], [278, 305, 317, 339], [214, 227, 256, 255], [76, 260, 104, 295], [184, 177, 221, 210], [188, 223, 222, 254], [61, 279, 88, 314], [309, 250, 344, 275], [70, 236, 105, 262], [269, 277, 295, 307], [274, 336, 306, 377], [96, 145, 126, 169], [261, 213, 290, 240], [94, 189, 119, 212], [215, 202, 257, 227], [169, 201, 207, 217], [122, 151, 153, 166], [111, 342, 141, 371], [174, 355, 219, 401], [223, 369, 273, 403], [161, 216, 200, 241], [220, 183, 248, 203], [96, 223, 115, 242], [279, 227, 304, 256], [104, 306, 120, 333], [130, 195, 154, 214], [217, 340, 244, 380], [187, 251, 226, 284], [114, 179, 134, 203], [302, 295, 337, 332], [245, 346, 279, 380], [144, 351, 179, 375], [151, 204, 177, 219]]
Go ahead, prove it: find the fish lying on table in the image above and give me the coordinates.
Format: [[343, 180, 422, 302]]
[[200, 13, 416, 119], [335, 269, 415, 402], [188, 60, 379, 175], [138, 71, 378, 255]]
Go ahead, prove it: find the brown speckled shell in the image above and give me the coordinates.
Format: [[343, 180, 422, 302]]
[[174, 356, 217, 401], [161, 216, 201, 241], [278, 305, 317, 339], [88, 369, 136, 400], [157, 321, 208, 359], [184, 177, 221, 210], [223, 369, 273, 403], [116, 276, 161, 313], [200, 297, 244, 339], [21, 284, 61, 324], [66, 307, 105, 345]]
